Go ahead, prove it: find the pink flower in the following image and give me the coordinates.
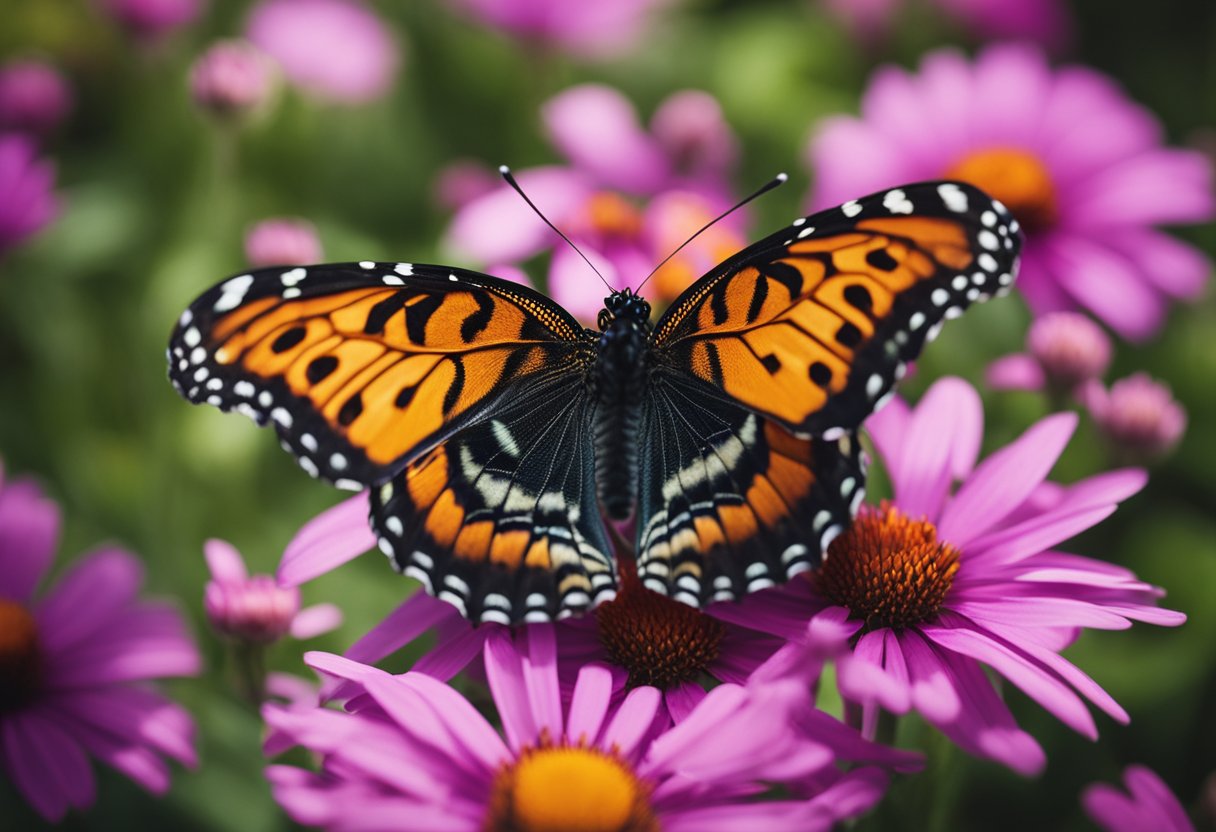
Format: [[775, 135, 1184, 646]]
[[204, 539, 340, 644], [714, 377, 1185, 776], [807, 44, 1214, 340], [0, 58, 72, 137], [0, 135, 59, 256], [987, 311, 1112, 397], [447, 0, 675, 58], [1083, 765, 1195, 832], [189, 40, 276, 119], [0, 463, 200, 821], [264, 626, 902, 831], [1083, 373, 1187, 464], [445, 84, 743, 321], [244, 217, 323, 267], [823, 0, 1071, 50], [246, 0, 400, 104], [96, 0, 205, 40]]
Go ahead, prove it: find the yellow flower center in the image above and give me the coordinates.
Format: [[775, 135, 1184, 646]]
[[813, 504, 960, 630], [585, 192, 644, 239], [485, 744, 658, 832], [944, 146, 1059, 233], [595, 559, 725, 689], [0, 599, 42, 711]]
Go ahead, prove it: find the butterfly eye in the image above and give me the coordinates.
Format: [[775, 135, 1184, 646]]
[[597, 310, 612, 331]]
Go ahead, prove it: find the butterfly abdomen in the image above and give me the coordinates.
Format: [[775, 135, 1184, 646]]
[[593, 305, 652, 521]]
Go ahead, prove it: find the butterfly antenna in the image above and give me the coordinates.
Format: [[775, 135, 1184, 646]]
[[636, 172, 788, 294], [499, 165, 613, 292]]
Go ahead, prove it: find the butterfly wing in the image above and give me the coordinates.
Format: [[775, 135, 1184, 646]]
[[167, 262, 592, 489], [651, 181, 1022, 439], [635, 370, 864, 603], [370, 371, 614, 624]]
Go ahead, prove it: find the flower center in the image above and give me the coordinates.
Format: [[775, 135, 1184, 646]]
[[595, 559, 725, 689], [0, 599, 43, 711], [584, 192, 644, 239], [486, 744, 657, 832], [944, 147, 1058, 233], [813, 504, 960, 630]]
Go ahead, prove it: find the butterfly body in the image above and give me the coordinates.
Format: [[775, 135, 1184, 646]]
[[169, 180, 1022, 624]]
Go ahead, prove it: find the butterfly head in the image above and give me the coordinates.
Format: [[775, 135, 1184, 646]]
[[598, 289, 652, 331]]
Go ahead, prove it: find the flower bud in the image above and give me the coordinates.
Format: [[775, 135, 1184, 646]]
[[0, 59, 72, 137], [190, 40, 274, 120], [245, 218, 322, 267]]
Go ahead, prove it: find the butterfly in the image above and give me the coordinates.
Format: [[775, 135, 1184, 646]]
[[168, 180, 1021, 625]]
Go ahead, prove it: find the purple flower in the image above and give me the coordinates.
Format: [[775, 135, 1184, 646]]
[[0, 463, 200, 821], [265, 626, 903, 831], [0, 58, 72, 137], [987, 311, 1112, 397], [204, 538, 340, 644], [1083, 373, 1187, 464], [96, 0, 205, 40], [823, 0, 1071, 49], [715, 377, 1185, 776], [189, 40, 275, 120], [445, 84, 743, 321], [246, 0, 400, 104], [447, 0, 675, 58], [0, 135, 59, 256], [1083, 765, 1195, 832], [807, 44, 1214, 340], [245, 217, 323, 267]]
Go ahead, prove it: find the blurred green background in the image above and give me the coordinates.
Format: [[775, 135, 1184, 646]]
[[1, 0, 1214, 828]]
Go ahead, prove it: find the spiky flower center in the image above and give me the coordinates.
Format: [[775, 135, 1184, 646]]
[[945, 146, 1058, 233], [595, 561, 725, 689], [0, 600, 42, 711], [485, 744, 657, 832], [813, 504, 960, 630]]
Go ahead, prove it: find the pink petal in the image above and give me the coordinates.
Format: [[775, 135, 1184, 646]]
[[986, 353, 1045, 392], [411, 623, 493, 681], [1104, 229, 1211, 300], [47, 688, 196, 767], [520, 624, 562, 741], [1, 711, 95, 821], [891, 377, 984, 520], [600, 685, 662, 761], [862, 65, 951, 170], [963, 505, 1116, 567], [289, 602, 342, 639], [1042, 235, 1166, 341], [35, 547, 143, 651], [278, 493, 375, 587], [0, 478, 60, 602], [566, 663, 615, 744], [968, 44, 1054, 148], [664, 681, 708, 724], [863, 393, 910, 482], [895, 629, 962, 723], [838, 630, 912, 714], [203, 539, 248, 583], [938, 412, 1077, 545], [345, 592, 460, 667], [483, 630, 535, 751], [1068, 149, 1214, 228], [1124, 766, 1195, 831], [806, 116, 923, 211]]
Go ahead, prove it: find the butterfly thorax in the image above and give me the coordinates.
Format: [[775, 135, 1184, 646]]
[[592, 290, 653, 521]]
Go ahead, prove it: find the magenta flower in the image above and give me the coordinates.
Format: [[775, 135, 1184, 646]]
[[447, 0, 675, 58], [822, 0, 1071, 49], [96, 0, 205, 40], [1083, 765, 1195, 832], [0, 135, 59, 256], [244, 217, 323, 267], [0, 464, 200, 821], [807, 44, 1214, 340], [265, 625, 903, 831], [189, 40, 275, 120], [1083, 373, 1187, 464], [714, 377, 1185, 776], [204, 538, 340, 644], [987, 311, 1112, 397], [445, 84, 743, 320], [0, 58, 72, 138], [246, 0, 400, 104]]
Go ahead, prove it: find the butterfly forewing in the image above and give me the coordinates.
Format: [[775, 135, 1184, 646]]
[[652, 181, 1022, 438], [167, 262, 591, 488]]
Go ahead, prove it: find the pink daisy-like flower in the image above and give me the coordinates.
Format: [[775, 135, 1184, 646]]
[[246, 0, 400, 104], [265, 625, 907, 831], [244, 217, 323, 267], [0, 58, 72, 138], [0, 463, 200, 821], [189, 40, 276, 120], [807, 44, 1214, 340], [1083, 765, 1196, 832], [0, 135, 59, 256], [1083, 373, 1187, 464], [822, 0, 1071, 50], [444, 84, 743, 321], [987, 311, 1112, 398], [714, 377, 1185, 776], [446, 0, 676, 58]]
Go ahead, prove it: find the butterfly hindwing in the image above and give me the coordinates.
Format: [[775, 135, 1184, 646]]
[[167, 262, 591, 488], [652, 181, 1021, 438], [369, 372, 614, 624]]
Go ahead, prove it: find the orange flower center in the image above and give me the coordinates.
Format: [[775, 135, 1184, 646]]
[[485, 744, 658, 832], [595, 559, 725, 690], [944, 147, 1059, 233], [812, 504, 960, 630], [0, 599, 42, 711], [585, 192, 644, 239]]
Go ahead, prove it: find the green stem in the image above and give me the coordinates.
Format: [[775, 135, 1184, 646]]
[[231, 641, 268, 707]]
